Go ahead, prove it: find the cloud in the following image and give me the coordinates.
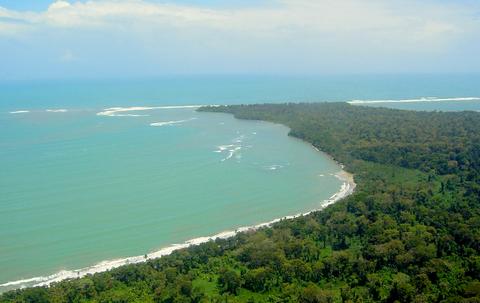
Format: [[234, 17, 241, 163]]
[[1, 1, 475, 38], [2, 0, 229, 29], [0, 0, 479, 76]]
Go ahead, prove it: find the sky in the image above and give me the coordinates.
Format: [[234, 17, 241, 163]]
[[0, 0, 479, 79]]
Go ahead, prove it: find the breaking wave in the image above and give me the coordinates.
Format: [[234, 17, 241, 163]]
[[265, 164, 284, 171], [348, 97, 480, 104], [150, 118, 197, 127], [46, 109, 68, 113], [97, 106, 201, 117], [214, 134, 249, 162]]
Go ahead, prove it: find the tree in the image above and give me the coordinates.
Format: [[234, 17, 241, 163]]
[[299, 284, 335, 303], [217, 268, 242, 295]]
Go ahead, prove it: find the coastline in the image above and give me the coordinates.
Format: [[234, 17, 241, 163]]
[[1, 108, 356, 293], [0, 169, 356, 291]]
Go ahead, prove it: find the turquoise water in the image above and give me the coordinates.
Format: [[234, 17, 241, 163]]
[[0, 105, 342, 291], [1, 74, 479, 291]]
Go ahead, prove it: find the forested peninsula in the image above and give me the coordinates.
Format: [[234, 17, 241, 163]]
[[2, 103, 480, 303]]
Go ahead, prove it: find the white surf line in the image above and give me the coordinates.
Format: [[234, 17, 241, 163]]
[[215, 134, 246, 162], [266, 164, 283, 171], [150, 118, 197, 127], [9, 109, 71, 114], [97, 105, 202, 117], [9, 110, 30, 114], [214, 144, 234, 153], [348, 97, 480, 104], [45, 109, 68, 113], [0, 170, 356, 291], [221, 146, 242, 162]]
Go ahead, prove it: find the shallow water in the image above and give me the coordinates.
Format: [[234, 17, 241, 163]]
[[0, 106, 342, 291]]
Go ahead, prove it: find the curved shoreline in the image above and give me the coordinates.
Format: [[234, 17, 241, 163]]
[[0, 170, 355, 291], [0, 108, 356, 292]]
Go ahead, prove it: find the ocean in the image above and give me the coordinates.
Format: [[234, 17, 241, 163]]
[[1, 74, 479, 292]]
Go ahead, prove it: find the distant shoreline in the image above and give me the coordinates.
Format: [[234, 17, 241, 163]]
[[347, 96, 480, 104]]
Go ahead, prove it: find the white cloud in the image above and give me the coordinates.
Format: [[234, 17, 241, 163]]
[[0, 0, 479, 75], [0, 0, 476, 37]]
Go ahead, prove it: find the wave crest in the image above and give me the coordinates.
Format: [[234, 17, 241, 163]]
[[46, 109, 68, 113], [150, 118, 197, 127], [97, 106, 201, 117], [348, 97, 480, 104]]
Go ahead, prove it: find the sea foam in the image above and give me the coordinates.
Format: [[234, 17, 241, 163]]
[[216, 144, 243, 162], [97, 105, 201, 117], [221, 146, 241, 162], [45, 109, 68, 113], [214, 134, 248, 162], [9, 110, 30, 114], [150, 118, 197, 127], [348, 97, 480, 104], [265, 164, 284, 171]]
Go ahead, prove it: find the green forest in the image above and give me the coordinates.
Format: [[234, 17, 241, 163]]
[[2, 103, 480, 302]]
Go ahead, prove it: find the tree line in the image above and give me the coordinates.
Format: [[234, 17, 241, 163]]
[[2, 102, 479, 302]]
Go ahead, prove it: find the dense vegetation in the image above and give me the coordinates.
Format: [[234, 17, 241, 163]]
[[2, 103, 480, 302]]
